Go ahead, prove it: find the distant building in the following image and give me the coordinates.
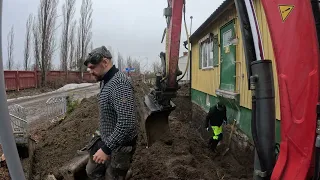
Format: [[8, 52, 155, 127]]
[[178, 52, 190, 83]]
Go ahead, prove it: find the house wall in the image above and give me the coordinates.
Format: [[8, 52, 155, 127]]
[[190, 0, 281, 142]]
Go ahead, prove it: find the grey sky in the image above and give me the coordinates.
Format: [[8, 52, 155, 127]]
[[2, 0, 224, 71]]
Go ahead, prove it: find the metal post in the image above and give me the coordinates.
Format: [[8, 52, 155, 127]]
[[0, 0, 26, 179]]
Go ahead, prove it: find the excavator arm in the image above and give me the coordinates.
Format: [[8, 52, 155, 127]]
[[142, 0, 186, 147]]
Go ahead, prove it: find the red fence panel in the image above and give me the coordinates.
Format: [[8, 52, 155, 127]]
[[5, 70, 96, 91], [19, 71, 36, 90], [4, 71, 18, 91]]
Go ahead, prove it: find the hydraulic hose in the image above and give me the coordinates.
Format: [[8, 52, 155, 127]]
[[0, 0, 26, 179], [177, 0, 191, 82], [251, 76, 267, 178]]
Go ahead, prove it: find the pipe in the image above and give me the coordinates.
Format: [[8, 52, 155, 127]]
[[0, 0, 26, 179], [177, 1, 190, 82], [251, 60, 276, 179], [234, 0, 257, 89]]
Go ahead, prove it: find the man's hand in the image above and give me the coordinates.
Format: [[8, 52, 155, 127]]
[[93, 148, 110, 164]]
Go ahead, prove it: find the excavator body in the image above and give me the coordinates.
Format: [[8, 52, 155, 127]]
[[259, 0, 320, 179]]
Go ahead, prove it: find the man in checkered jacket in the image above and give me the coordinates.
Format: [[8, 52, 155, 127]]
[[84, 46, 137, 180]]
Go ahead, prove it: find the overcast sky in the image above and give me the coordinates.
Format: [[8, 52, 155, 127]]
[[2, 0, 224, 71]]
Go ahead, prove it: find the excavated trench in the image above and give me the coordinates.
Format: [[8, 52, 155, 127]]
[[0, 79, 253, 180]]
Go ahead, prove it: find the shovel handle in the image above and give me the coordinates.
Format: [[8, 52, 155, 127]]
[[227, 120, 237, 146]]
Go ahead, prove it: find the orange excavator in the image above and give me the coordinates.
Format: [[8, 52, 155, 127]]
[[0, 0, 319, 180]]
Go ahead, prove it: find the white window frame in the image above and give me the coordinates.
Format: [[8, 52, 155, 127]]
[[199, 34, 214, 70]]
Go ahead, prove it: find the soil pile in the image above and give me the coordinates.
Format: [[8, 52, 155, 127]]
[[31, 96, 99, 179], [0, 79, 253, 180], [130, 80, 253, 180], [0, 147, 9, 179]]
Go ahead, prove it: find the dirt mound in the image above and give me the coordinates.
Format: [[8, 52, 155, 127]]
[[1, 79, 253, 180], [32, 96, 99, 179], [0, 147, 9, 179], [130, 80, 253, 180]]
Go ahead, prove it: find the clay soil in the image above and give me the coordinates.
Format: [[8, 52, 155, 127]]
[[130, 80, 253, 180], [30, 97, 99, 179], [0, 79, 253, 180], [0, 147, 9, 179]]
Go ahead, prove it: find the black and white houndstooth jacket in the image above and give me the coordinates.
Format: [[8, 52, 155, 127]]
[[98, 65, 137, 155]]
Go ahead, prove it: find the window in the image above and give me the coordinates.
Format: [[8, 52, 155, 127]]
[[223, 29, 233, 47], [199, 33, 219, 69]]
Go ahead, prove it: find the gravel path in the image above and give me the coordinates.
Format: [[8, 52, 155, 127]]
[[8, 84, 100, 123]]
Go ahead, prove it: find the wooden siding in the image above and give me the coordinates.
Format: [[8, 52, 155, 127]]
[[191, 0, 281, 120], [191, 5, 237, 96]]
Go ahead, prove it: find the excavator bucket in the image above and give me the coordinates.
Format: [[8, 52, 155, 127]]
[[142, 94, 176, 147]]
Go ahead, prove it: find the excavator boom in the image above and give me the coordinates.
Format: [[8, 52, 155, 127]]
[[142, 0, 185, 147]]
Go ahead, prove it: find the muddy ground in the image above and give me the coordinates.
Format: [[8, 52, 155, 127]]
[[0, 79, 253, 180], [30, 97, 99, 179], [0, 147, 9, 179], [130, 80, 253, 180]]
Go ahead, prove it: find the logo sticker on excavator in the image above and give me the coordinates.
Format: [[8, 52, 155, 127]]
[[278, 5, 294, 22]]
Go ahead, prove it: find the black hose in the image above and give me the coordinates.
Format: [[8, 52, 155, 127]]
[[314, 146, 320, 180], [251, 91, 268, 178]]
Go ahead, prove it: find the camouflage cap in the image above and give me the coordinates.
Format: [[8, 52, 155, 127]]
[[84, 46, 112, 66]]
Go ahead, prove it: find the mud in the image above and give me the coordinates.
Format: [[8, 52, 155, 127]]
[[0, 147, 9, 179], [131, 79, 253, 180], [0, 79, 253, 180], [31, 97, 99, 179]]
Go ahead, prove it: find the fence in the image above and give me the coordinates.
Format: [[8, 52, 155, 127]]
[[8, 104, 28, 136], [4, 70, 95, 91], [46, 96, 67, 123]]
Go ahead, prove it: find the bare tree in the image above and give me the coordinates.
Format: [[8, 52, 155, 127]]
[[126, 56, 133, 68], [15, 63, 21, 70], [7, 25, 14, 70], [69, 20, 77, 70], [132, 59, 141, 73], [24, 14, 33, 70], [75, 26, 81, 70], [34, 0, 59, 86], [32, 16, 40, 71], [60, 0, 76, 71], [152, 61, 162, 73], [77, 0, 93, 75], [117, 52, 124, 71]]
